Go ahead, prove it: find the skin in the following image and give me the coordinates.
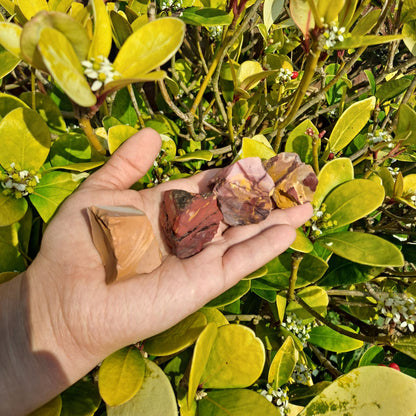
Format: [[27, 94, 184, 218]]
[[0, 128, 312, 415]]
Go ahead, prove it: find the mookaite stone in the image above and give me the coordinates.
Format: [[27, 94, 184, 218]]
[[160, 189, 223, 258], [211, 157, 275, 226]]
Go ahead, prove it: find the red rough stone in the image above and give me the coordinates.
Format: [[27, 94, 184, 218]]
[[263, 153, 318, 209], [211, 157, 275, 226], [160, 189, 223, 258]]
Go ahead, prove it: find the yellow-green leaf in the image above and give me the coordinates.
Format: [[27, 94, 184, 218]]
[[289, 0, 314, 38], [0, 46, 20, 78], [98, 346, 146, 407], [114, 17, 185, 78], [299, 366, 416, 416], [396, 103, 416, 145], [108, 125, 138, 154], [317, 0, 345, 25], [174, 150, 213, 162], [16, 0, 48, 21], [286, 286, 328, 323], [323, 179, 385, 230], [88, 0, 112, 59], [0, 222, 25, 271], [308, 325, 363, 353], [28, 395, 62, 416], [38, 27, 96, 107], [201, 324, 265, 389], [335, 34, 404, 49], [0, 22, 22, 57], [393, 335, 416, 360], [240, 137, 276, 160], [205, 280, 251, 307], [403, 21, 416, 56], [313, 158, 354, 208], [0, 193, 28, 227], [290, 228, 314, 253], [317, 232, 404, 267], [268, 336, 298, 388], [144, 312, 207, 356], [351, 8, 380, 37], [188, 323, 218, 408], [263, 0, 284, 32], [327, 96, 375, 153], [0, 107, 50, 170], [102, 71, 167, 95]]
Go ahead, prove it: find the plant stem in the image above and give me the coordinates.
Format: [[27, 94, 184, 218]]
[[127, 84, 145, 129], [79, 115, 107, 155], [30, 69, 36, 111], [287, 252, 304, 302]]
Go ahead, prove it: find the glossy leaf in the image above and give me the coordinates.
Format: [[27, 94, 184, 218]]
[[263, 0, 284, 31], [113, 17, 185, 78], [108, 125, 138, 154], [338, 0, 358, 28], [110, 10, 133, 49], [375, 77, 413, 103], [98, 347, 145, 407], [60, 378, 101, 416], [289, 0, 314, 39], [188, 322, 217, 407], [29, 171, 84, 222], [198, 389, 279, 415], [199, 308, 229, 326], [0, 193, 28, 227], [286, 286, 328, 322], [308, 325, 363, 353], [313, 158, 354, 208], [174, 150, 213, 162], [396, 104, 416, 145], [268, 336, 298, 388], [299, 367, 416, 416], [0, 22, 22, 57], [29, 395, 62, 416], [317, 0, 344, 25], [350, 8, 380, 36], [143, 312, 207, 356], [180, 8, 233, 27], [49, 0, 73, 12], [240, 136, 276, 160], [107, 359, 177, 416], [335, 34, 404, 50], [38, 27, 96, 107], [327, 96, 375, 154], [49, 132, 91, 166], [0, 93, 28, 118], [317, 232, 404, 267], [358, 345, 384, 367], [393, 336, 416, 360], [205, 280, 251, 307], [323, 179, 385, 230], [16, 0, 48, 21], [89, 0, 112, 60], [0, 107, 50, 170], [201, 324, 265, 389], [285, 119, 317, 164], [290, 228, 314, 253], [0, 223, 25, 272], [403, 21, 416, 56], [0, 46, 20, 80]]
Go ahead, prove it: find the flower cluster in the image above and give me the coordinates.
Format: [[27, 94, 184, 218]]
[[305, 204, 338, 237], [276, 68, 296, 84], [323, 24, 346, 50], [291, 362, 312, 385], [374, 292, 416, 332], [1, 163, 40, 198], [368, 130, 394, 149], [281, 313, 314, 346], [260, 384, 289, 415], [387, 166, 400, 178], [82, 55, 120, 92]]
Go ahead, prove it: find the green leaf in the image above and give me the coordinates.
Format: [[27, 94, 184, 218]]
[[107, 359, 177, 416], [110, 10, 133, 49], [201, 324, 265, 389], [393, 336, 416, 360], [403, 21, 416, 56], [0, 22, 22, 57], [317, 0, 344, 24], [375, 77, 414, 103], [180, 7, 233, 26], [299, 366, 416, 416], [108, 125, 138, 154], [0, 92, 29, 118], [38, 27, 96, 107], [338, 0, 358, 29], [188, 322, 218, 407], [198, 389, 279, 415], [174, 150, 213, 162], [143, 312, 207, 356], [308, 325, 363, 353], [364, 69, 376, 95], [285, 119, 317, 164], [327, 96, 375, 154], [350, 8, 380, 36], [20, 92, 66, 134], [0, 46, 20, 78], [0, 192, 28, 227], [313, 158, 354, 208], [286, 286, 328, 322], [114, 17, 185, 78], [60, 378, 101, 416], [29, 171, 84, 222], [335, 34, 404, 50], [47, 161, 104, 172], [240, 136, 276, 160], [316, 232, 404, 267], [206, 280, 251, 307], [252, 253, 328, 291], [290, 228, 314, 253], [199, 307, 229, 326], [0, 222, 26, 272], [49, 132, 92, 166], [268, 336, 298, 388], [263, 0, 284, 31], [402, 0, 416, 24], [396, 104, 416, 145], [28, 395, 62, 416], [323, 179, 385, 230], [358, 345, 384, 367], [0, 107, 50, 170], [98, 346, 145, 407]]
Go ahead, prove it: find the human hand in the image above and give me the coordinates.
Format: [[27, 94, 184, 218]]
[[2, 128, 312, 414]]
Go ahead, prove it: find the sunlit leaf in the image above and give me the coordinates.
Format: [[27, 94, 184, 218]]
[[403, 21, 416, 56], [308, 325, 363, 353], [350, 8, 380, 36], [336, 34, 404, 49], [289, 0, 314, 39], [205, 280, 251, 307], [0, 22, 22, 57], [16, 0, 48, 21], [89, 0, 112, 59], [108, 125, 138, 154], [269, 336, 298, 388], [286, 286, 328, 322], [0, 193, 28, 227], [263, 0, 284, 31], [0, 46, 20, 78], [180, 7, 233, 26]]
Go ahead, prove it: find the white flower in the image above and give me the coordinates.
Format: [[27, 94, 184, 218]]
[[82, 55, 120, 92]]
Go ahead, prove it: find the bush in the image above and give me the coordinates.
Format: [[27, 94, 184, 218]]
[[1, 0, 416, 414]]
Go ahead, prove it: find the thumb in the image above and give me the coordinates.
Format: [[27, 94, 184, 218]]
[[82, 128, 162, 191]]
